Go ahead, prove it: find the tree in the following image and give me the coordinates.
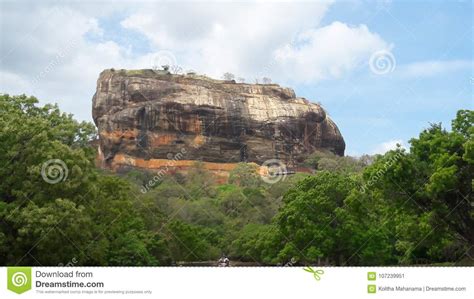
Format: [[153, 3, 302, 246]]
[[0, 94, 97, 204], [1, 94, 471, 266], [274, 172, 357, 265], [271, 170, 395, 266], [304, 150, 368, 173], [7, 199, 94, 265], [185, 161, 216, 199], [218, 185, 249, 218], [362, 110, 473, 263], [230, 223, 281, 264], [222, 72, 235, 81], [165, 220, 219, 262], [228, 163, 261, 188], [262, 77, 272, 84], [0, 95, 170, 266], [170, 65, 183, 74]]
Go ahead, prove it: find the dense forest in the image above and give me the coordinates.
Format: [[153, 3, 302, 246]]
[[0, 94, 472, 266]]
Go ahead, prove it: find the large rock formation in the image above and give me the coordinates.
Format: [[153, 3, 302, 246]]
[[92, 69, 345, 174]]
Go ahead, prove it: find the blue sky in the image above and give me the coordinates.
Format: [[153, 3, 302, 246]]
[[310, 0, 473, 155], [1, 0, 472, 156]]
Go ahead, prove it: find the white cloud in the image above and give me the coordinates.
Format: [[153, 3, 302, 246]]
[[120, 2, 335, 79], [0, 1, 390, 122], [273, 21, 390, 83], [120, 3, 391, 83], [371, 139, 406, 155], [398, 60, 472, 78], [0, 4, 137, 121]]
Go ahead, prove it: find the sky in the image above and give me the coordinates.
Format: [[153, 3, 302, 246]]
[[1, 0, 472, 156]]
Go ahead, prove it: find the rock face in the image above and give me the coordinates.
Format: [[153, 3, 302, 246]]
[[92, 69, 345, 172]]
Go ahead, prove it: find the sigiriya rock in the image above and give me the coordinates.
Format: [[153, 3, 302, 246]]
[[92, 69, 345, 178]]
